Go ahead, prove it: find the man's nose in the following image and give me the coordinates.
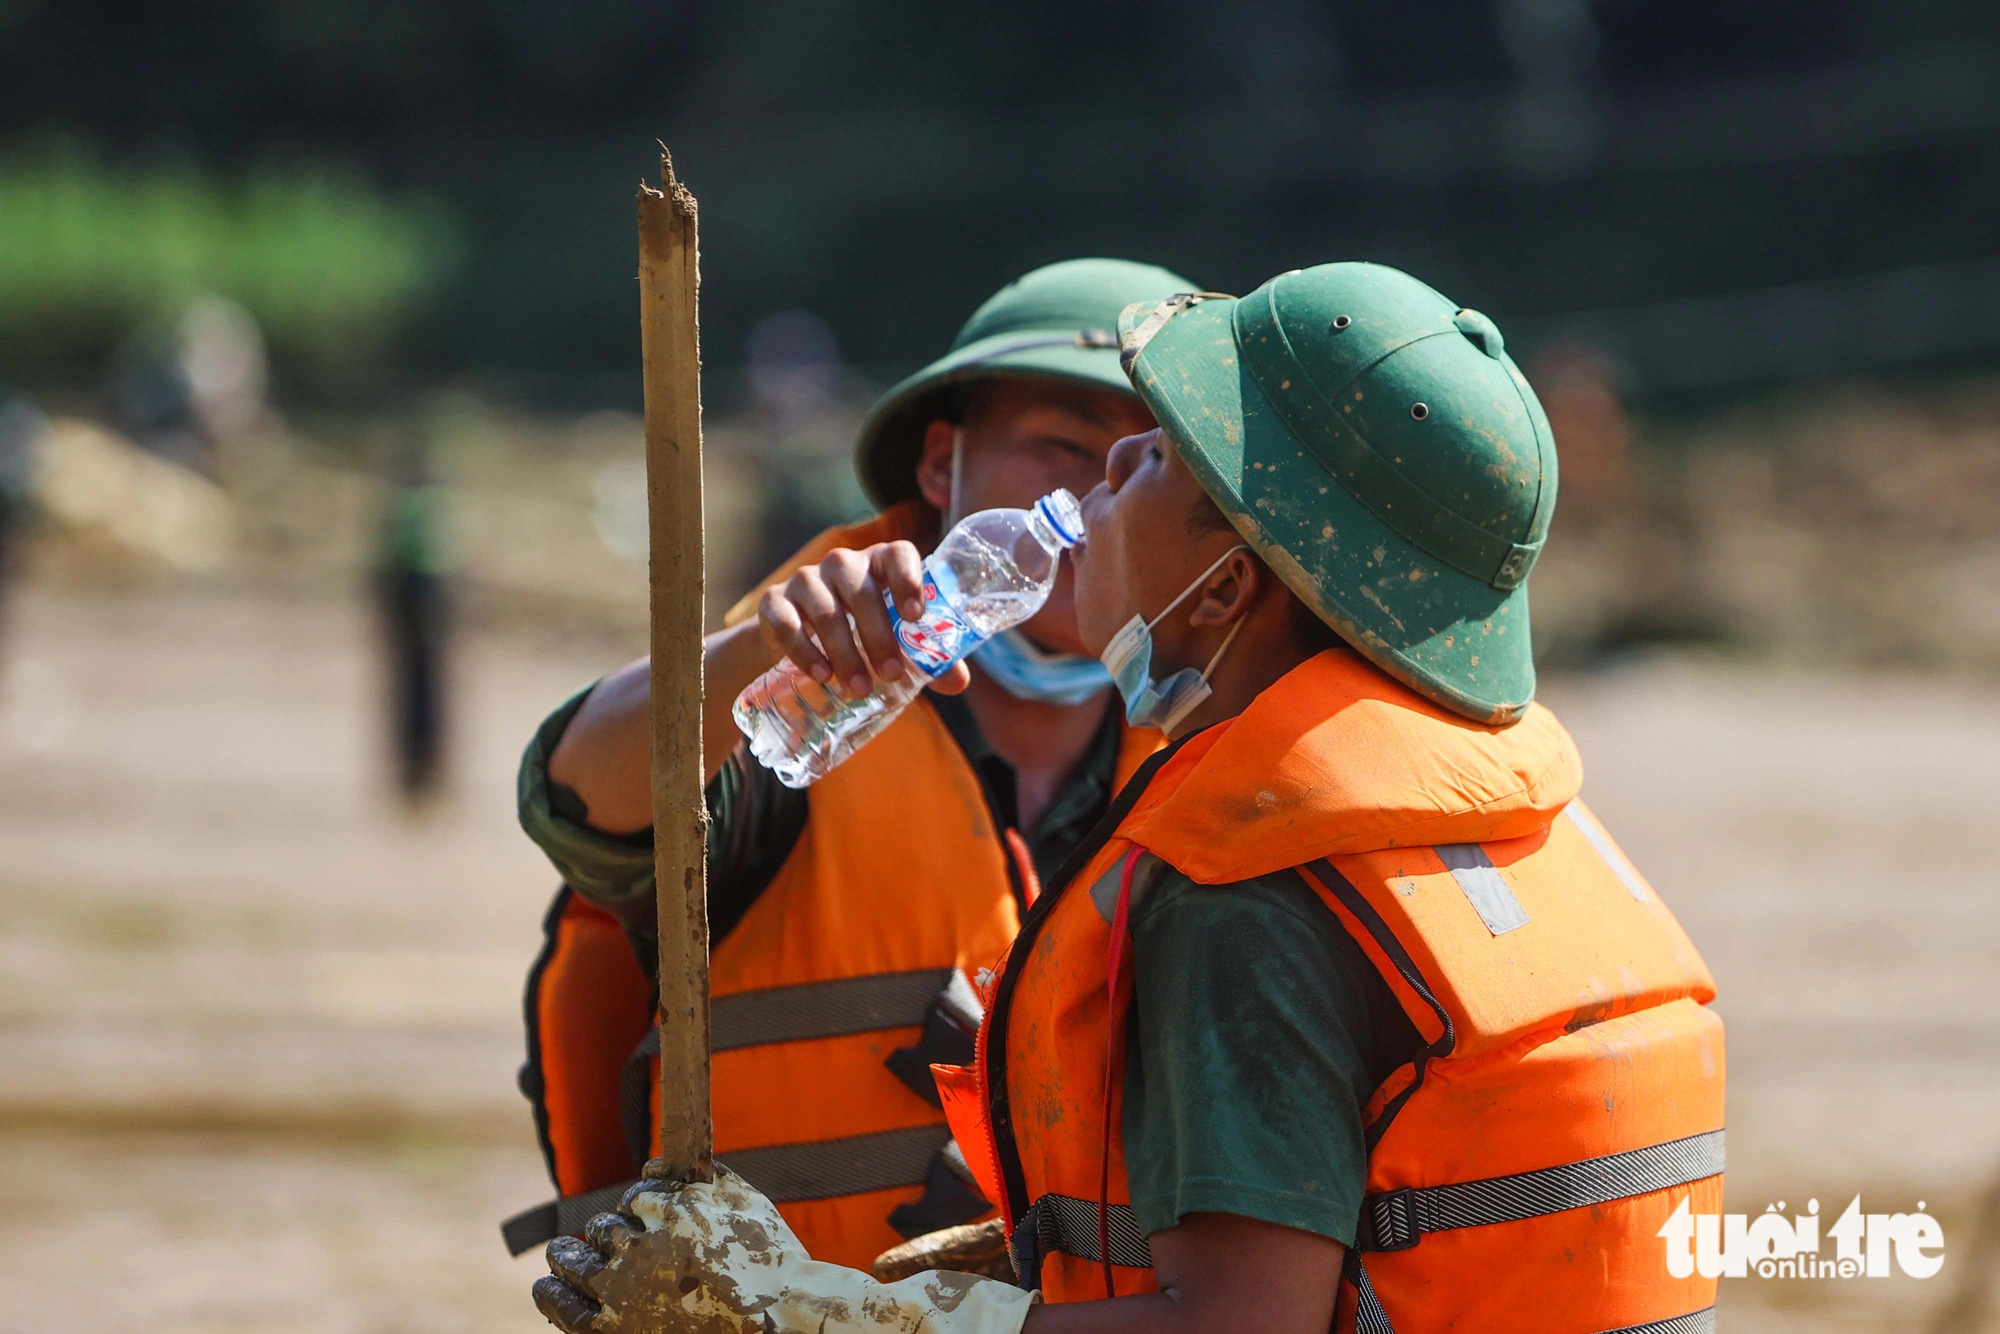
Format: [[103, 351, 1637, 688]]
[[1104, 431, 1145, 492]]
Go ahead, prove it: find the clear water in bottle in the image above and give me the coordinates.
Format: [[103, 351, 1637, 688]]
[[732, 489, 1085, 787]]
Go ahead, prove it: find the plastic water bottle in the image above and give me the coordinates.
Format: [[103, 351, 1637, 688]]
[[733, 489, 1086, 787]]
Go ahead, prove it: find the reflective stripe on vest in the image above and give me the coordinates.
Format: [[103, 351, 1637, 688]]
[[1564, 803, 1651, 902], [729, 1123, 954, 1202], [499, 1126, 969, 1256], [500, 1179, 635, 1258], [500, 974, 983, 1254], [1006, 1131, 1725, 1282], [713, 968, 957, 1051], [1434, 842, 1531, 936]]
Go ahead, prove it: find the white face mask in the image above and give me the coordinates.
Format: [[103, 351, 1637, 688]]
[[1099, 544, 1250, 734]]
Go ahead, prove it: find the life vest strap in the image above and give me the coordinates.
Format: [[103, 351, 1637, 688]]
[[884, 1140, 995, 1240], [1009, 1192, 1152, 1286], [1356, 1128, 1726, 1253], [1350, 1254, 1393, 1334], [1602, 1311, 1717, 1334], [886, 971, 986, 1108]]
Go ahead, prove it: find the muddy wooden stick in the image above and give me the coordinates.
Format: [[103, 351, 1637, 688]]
[[638, 147, 714, 1186]]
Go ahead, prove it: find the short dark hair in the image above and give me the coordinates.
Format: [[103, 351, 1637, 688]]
[[1185, 491, 1345, 656]]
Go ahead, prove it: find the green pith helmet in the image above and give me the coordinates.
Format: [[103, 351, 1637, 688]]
[[1118, 263, 1558, 724], [855, 258, 1200, 508]]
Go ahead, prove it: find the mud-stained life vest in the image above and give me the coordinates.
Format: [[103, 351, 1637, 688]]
[[506, 504, 1158, 1269], [938, 649, 1726, 1333]]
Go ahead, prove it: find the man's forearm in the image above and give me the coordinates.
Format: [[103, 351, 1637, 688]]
[[1017, 1216, 1343, 1334], [545, 620, 777, 833]]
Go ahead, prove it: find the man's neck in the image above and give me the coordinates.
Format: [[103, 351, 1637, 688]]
[[1168, 630, 1315, 742], [959, 667, 1113, 831]]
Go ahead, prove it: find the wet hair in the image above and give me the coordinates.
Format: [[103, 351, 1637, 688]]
[[1186, 491, 1346, 655]]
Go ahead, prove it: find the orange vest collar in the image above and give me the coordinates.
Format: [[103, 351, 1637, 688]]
[[1118, 649, 1583, 881], [724, 500, 936, 628]]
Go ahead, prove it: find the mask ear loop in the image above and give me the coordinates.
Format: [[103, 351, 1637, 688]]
[[1143, 543, 1250, 634], [1157, 616, 1248, 734], [1148, 545, 1254, 735], [1197, 615, 1247, 680], [945, 429, 965, 528]]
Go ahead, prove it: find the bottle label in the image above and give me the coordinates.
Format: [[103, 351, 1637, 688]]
[[888, 567, 985, 679]]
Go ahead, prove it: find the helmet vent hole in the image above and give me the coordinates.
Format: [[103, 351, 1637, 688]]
[[1330, 315, 1352, 332], [1410, 402, 1430, 421]]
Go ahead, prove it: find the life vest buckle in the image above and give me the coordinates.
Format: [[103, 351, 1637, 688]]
[[1008, 1208, 1044, 1291], [1358, 1186, 1425, 1253]]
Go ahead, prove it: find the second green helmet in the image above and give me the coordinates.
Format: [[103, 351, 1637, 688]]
[[1118, 262, 1558, 724], [854, 258, 1199, 509]]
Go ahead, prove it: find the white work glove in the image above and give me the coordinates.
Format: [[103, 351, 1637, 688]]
[[533, 1167, 1038, 1334]]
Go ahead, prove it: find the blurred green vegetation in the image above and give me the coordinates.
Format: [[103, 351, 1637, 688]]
[[0, 145, 459, 382], [3, 2, 1998, 406]]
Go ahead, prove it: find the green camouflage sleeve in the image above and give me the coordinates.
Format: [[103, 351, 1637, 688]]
[[516, 682, 658, 911], [516, 681, 801, 972]]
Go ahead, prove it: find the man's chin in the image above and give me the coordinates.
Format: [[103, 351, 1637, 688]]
[[1017, 605, 1089, 659]]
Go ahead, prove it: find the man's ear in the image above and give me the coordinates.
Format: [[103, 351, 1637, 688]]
[[914, 421, 957, 512], [1187, 549, 1262, 629]]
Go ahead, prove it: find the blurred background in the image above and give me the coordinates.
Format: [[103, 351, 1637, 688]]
[[1, 2, 1997, 1330]]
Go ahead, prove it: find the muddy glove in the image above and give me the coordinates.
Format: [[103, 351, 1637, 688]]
[[532, 1167, 1038, 1334]]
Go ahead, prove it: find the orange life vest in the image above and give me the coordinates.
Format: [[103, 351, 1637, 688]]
[[509, 504, 1159, 1269], [938, 649, 1725, 1333]]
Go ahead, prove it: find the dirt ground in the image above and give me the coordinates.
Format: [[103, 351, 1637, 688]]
[[1, 583, 1995, 1334]]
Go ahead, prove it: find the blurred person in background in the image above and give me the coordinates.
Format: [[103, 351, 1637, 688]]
[[530, 263, 1724, 1334], [374, 435, 453, 802], [503, 259, 1197, 1269], [742, 307, 872, 575], [109, 296, 270, 479], [0, 393, 45, 647]]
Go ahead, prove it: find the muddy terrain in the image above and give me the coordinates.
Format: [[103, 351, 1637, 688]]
[[0, 585, 1993, 1333]]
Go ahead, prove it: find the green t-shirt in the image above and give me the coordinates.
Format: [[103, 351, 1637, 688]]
[[1122, 865, 1424, 1247]]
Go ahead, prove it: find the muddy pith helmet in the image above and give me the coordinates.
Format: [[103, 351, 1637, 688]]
[[855, 258, 1199, 508], [1118, 262, 1558, 724]]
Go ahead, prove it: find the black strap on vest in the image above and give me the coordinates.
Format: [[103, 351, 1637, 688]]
[[1298, 860, 1456, 1151], [886, 1140, 992, 1239], [983, 736, 1202, 1240], [886, 969, 983, 1108], [1355, 1128, 1726, 1254]]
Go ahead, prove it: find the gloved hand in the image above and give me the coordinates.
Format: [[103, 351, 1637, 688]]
[[532, 1167, 1038, 1334]]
